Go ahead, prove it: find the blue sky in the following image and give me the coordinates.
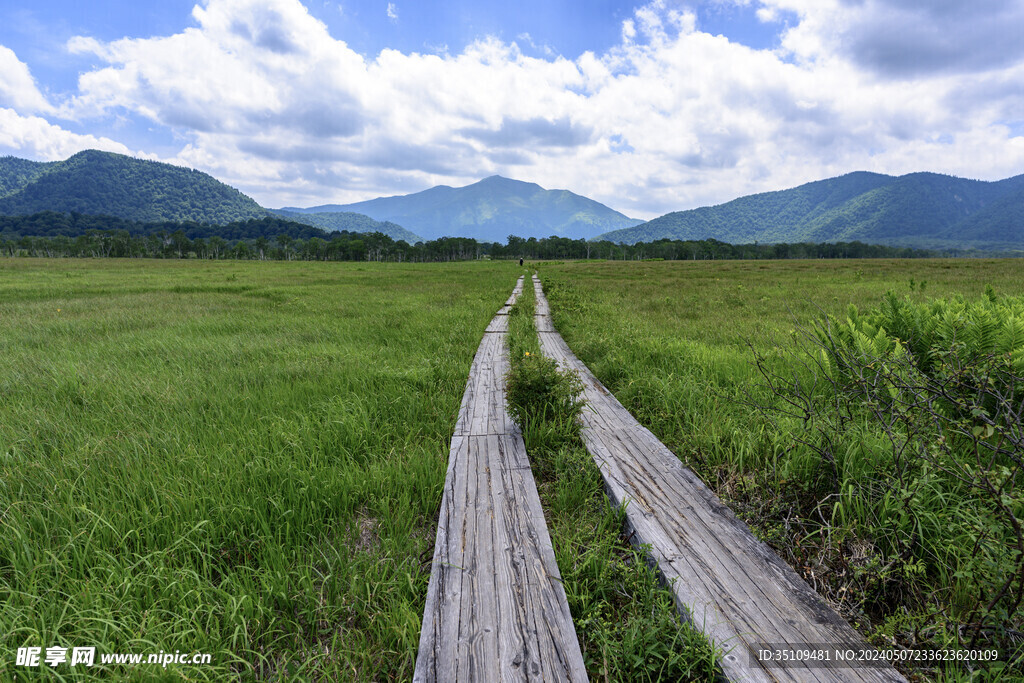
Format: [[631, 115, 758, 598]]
[[2, 0, 1023, 217]]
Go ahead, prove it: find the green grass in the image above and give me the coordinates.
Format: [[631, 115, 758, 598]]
[[504, 278, 721, 681], [537, 258, 1024, 681], [6, 256, 1020, 681], [0, 258, 518, 681]]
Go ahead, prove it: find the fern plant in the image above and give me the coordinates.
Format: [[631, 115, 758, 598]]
[[821, 288, 1024, 383]]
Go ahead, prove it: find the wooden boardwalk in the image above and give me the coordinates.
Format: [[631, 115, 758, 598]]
[[532, 275, 905, 683], [414, 276, 588, 683]]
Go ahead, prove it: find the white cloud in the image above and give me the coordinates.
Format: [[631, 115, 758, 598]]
[[0, 108, 134, 160], [386, 2, 397, 21], [0, 46, 54, 114], [762, 0, 1024, 76], [621, 19, 636, 42], [2, 0, 1022, 217]]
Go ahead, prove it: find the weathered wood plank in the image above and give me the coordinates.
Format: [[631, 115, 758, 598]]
[[415, 276, 587, 682], [531, 275, 905, 683], [487, 315, 511, 333], [485, 433, 532, 683]]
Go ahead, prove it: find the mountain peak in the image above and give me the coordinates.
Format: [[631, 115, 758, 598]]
[[309, 175, 639, 241], [474, 174, 539, 188]]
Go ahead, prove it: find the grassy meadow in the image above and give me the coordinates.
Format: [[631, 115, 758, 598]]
[[538, 258, 1024, 680], [4, 255, 1022, 682], [0, 258, 519, 680]]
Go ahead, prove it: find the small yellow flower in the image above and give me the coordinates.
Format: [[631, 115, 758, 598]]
[[57, 309, 61, 312], [524, 352, 530, 356]]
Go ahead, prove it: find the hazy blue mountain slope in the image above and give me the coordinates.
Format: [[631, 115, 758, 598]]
[[286, 175, 641, 241], [269, 209, 422, 242]]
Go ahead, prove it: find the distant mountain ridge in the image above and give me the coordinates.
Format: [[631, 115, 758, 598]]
[[283, 175, 642, 242], [269, 209, 423, 243], [5, 151, 1018, 250], [0, 150, 267, 224], [598, 171, 1024, 250], [0, 151, 418, 241]]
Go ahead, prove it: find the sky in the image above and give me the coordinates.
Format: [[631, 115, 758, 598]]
[[1, 0, 1023, 219]]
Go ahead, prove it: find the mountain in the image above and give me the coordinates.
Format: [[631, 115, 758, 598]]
[[269, 209, 423, 243], [0, 157, 50, 198], [599, 172, 1024, 251], [0, 151, 418, 241], [282, 175, 642, 242], [0, 150, 267, 224]]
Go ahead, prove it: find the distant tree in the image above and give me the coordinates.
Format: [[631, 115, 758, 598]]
[[276, 233, 293, 260], [254, 236, 269, 260], [208, 236, 227, 259], [170, 229, 191, 258]]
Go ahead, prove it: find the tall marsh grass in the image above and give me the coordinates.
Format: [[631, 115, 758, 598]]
[[0, 258, 517, 680], [539, 258, 1024, 680]]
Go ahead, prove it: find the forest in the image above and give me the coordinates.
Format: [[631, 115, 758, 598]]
[[0, 150, 266, 224], [0, 211, 956, 262]]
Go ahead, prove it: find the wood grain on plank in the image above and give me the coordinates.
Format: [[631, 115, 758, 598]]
[[415, 276, 587, 683], [531, 274, 905, 683]]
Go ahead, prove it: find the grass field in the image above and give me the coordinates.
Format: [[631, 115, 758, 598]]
[[0, 258, 519, 680], [538, 258, 1024, 681], [4, 256, 1022, 681]]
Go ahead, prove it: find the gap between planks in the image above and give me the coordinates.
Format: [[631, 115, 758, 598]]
[[531, 274, 906, 683], [415, 275, 588, 683]]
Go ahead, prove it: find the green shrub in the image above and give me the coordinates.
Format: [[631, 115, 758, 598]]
[[757, 289, 1024, 659], [505, 351, 585, 429], [824, 288, 1024, 378]]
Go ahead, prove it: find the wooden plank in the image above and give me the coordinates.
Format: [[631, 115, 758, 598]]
[[531, 275, 905, 683], [487, 315, 511, 334], [455, 434, 484, 680], [415, 276, 588, 682], [534, 314, 556, 333], [486, 433, 532, 682], [417, 434, 469, 682], [476, 437, 502, 678], [502, 433, 587, 681]]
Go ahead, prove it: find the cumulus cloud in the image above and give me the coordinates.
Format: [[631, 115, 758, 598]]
[[765, 0, 1024, 77], [0, 46, 54, 114], [460, 117, 593, 149], [2, 0, 1022, 216], [0, 108, 134, 160]]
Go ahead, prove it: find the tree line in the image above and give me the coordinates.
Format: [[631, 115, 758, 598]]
[[0, 211, 964, 262]]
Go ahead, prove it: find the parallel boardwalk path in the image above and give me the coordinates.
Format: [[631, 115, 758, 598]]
[[532, 275, 905, 683], [415, 276, 588, 683]]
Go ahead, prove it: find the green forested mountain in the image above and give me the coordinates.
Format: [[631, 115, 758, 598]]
[[284, 175, 641, 242], [946, 184, 1024, 246], [269, 209, 422, 243], [0, 157, 50, 198], [599, 172, 1024, 250], [0, 151, 420, 240], [0, 150, 267, 224]]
